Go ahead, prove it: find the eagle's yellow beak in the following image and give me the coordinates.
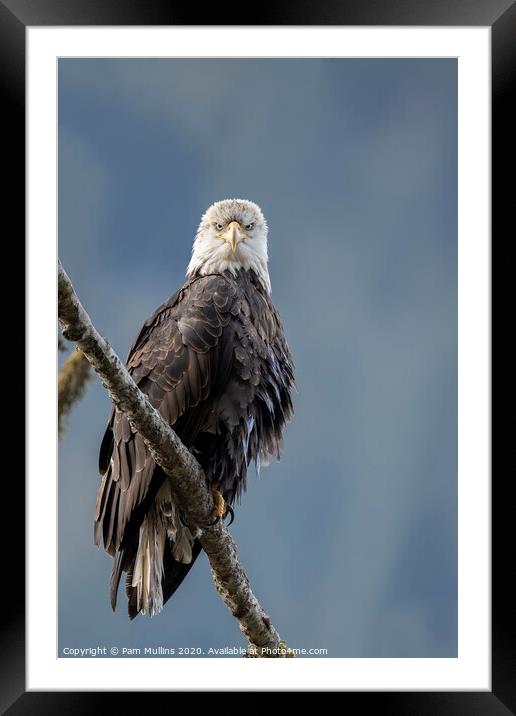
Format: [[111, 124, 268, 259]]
[[222, 221, 243, 252]]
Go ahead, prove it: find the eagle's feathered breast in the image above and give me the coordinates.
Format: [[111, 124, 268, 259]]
[[95, 268, 294, 618]]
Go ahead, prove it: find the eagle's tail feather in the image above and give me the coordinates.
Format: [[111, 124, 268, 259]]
[[110, 511, 202, 620], [129, 507, 168, 617], [162, 538, 203, 607], [119, 538, 202, 620]]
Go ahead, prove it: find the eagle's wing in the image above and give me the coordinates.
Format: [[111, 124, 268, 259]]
[[94, 274, 238, 556]]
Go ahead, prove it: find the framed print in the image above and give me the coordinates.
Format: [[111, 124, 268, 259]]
[[7, 0, 511, 710]]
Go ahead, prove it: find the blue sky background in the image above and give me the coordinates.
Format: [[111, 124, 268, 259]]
[[58, 58, 457, 659]]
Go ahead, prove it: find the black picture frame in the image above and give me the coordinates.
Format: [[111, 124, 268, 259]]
[[7, 0, 510, 710]]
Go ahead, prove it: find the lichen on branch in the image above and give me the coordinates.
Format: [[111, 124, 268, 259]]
[[58, 349, 92, 435]]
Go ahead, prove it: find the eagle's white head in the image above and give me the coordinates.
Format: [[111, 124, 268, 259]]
[[187, 199, 270, 293]]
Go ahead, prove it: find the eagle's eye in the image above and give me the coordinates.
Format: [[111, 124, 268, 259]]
[[215, 222, 224, 231], [245, 222, 255, 231]]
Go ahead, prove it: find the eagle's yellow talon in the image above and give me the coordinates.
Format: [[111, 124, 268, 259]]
[[211, 485, 226, 520]]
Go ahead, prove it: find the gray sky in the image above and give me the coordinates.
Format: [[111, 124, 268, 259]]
[[58, 58, 457, 658]]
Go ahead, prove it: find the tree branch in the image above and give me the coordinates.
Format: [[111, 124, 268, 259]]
[[58, 260, 291, 657]]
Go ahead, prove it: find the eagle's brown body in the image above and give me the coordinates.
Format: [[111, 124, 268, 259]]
[[95, 268, 294, 618]]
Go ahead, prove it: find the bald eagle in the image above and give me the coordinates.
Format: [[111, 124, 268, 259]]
[[95, 199, 295, 619]]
